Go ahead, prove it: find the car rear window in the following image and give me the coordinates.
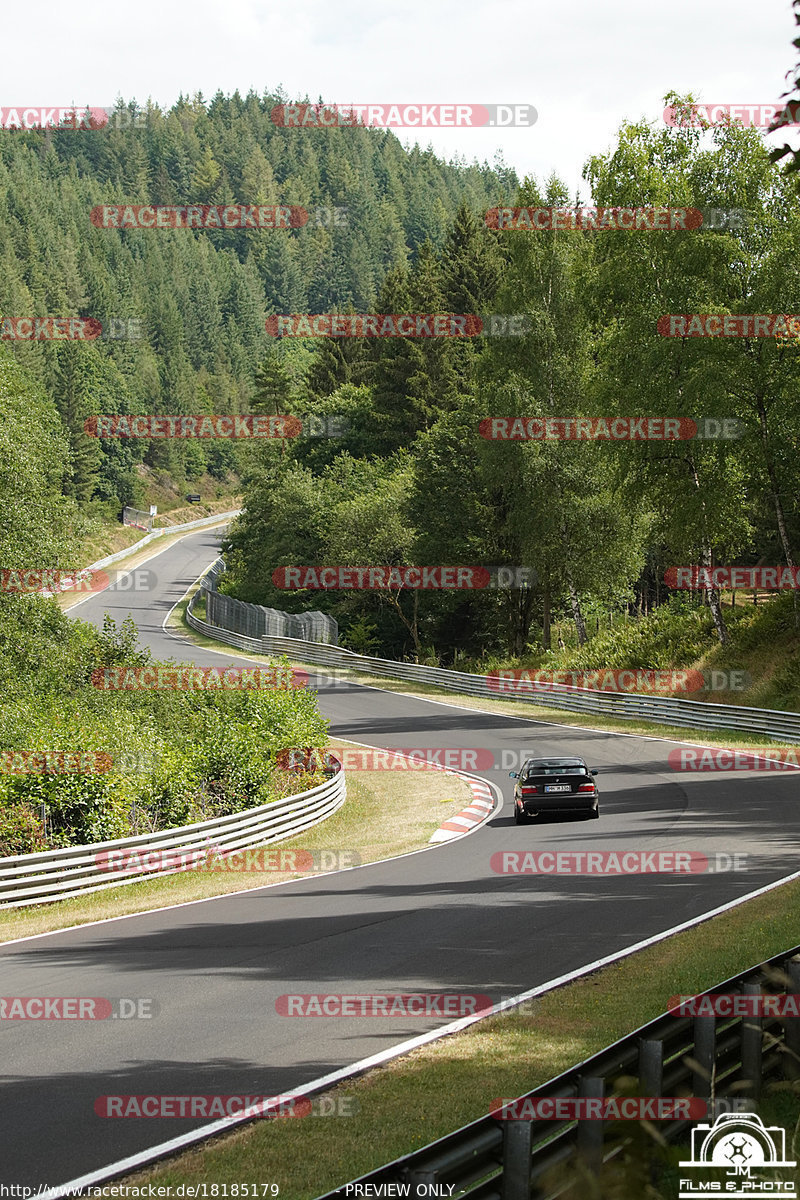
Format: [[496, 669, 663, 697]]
[[522, 764, 586, 777]]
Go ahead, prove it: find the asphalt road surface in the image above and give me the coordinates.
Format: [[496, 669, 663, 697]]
[[2, 529, 798, 1188]]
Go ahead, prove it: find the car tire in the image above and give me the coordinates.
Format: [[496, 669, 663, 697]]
[[514, 803, 526, 825], [588, 805, 600, 819]]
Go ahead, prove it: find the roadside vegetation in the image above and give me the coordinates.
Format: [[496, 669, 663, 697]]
[[0, 735, 473, 942], [456, 590, 800, 711], [0, 600, 328, 855]]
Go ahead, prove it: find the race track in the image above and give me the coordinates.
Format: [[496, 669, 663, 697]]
[[2, 528, 797, 1189]]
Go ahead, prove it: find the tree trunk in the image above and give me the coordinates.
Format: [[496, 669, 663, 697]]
[[565, 564, 588, 646], [700, 545, 730, 645], [385, 589, 421, 657], [510, 587, 534, 657], [687, 455, 729, 645], [756, 395, 795, 568], [410, 589, 420, 655]]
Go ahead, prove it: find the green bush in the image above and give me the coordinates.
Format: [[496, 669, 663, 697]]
[[342, 615, 381, 655], [0, 596, 332, 854], [0, 803, 45, 856]]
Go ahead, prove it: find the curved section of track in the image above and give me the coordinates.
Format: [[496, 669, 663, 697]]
[[2, 528, 798, 1187]]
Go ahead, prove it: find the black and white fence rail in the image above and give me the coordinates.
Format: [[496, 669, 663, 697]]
[[0, 762, 345, 908], [187, 563, 800, 744], [316, 947, 800, 1200]]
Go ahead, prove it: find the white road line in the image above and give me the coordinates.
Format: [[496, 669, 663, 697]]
[[40, 861, 800, 1198]]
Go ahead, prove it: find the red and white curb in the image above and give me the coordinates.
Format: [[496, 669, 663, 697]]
[[430, 778, 494, 842], [329, 741, 496, 845]]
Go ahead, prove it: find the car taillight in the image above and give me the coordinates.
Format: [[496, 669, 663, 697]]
[[577, 782, 596, 792], [521, 786, 538, 794]]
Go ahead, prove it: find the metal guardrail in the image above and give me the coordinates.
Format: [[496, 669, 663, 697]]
[[85, 509, 240, 574], [187, 568, 800, 744], [316, 946, 800, 1200], [0, 762, 345, 908]]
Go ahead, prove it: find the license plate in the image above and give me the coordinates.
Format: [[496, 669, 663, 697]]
[[545, 784, 571, 793]]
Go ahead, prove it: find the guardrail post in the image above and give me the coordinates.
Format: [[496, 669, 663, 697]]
[[638, 1036, 666, 1191], [502, 1119, 533, 1200], [692, 1016, 716, 1099], [781, 957, 800, 1080], [638, 1038, 664, 1098], [576, 1076, 604, 1169], [740, 982, 763, 1101], [406, 1166, 437, 1191]]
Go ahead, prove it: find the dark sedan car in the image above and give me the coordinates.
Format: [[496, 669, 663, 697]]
[[509, 756, 599, 823]]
